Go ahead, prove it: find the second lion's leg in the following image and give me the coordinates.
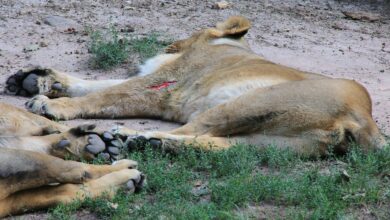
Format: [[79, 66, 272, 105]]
[[0, 148, 143, 217], [111, 126, 327, 156], [120, 129, 328, 157], [0, 102, 68, 136], [0, 148, 140, 201], [0, 103, 124, 161], [0, 169, 143, 218], [0, 124, 126, 161]]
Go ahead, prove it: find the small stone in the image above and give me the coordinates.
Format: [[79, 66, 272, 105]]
[[332, 23, 345, 30], [342, 11, 381, 22], [340, 170, 351, 182], [194, 180, 202, 187], [120, 26, 134, 33], [107, 202, 118, 209], [39, 41, 48, 47], [212, 1, 232, 9], [23, 44, 39, 53], [43, 15, 81, 30]]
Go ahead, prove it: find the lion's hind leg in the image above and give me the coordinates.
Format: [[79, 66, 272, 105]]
[[118, 79, 385, 156], [0, 148, 139, 199], [0, 148, 143, 217], [0, 169, 143, 217], [118, 130, 330, 158]]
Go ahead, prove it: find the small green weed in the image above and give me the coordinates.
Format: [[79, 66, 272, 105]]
[[88, 28, 171, 69], [128, 33, 171, 61], [89, 28, 129, 69]]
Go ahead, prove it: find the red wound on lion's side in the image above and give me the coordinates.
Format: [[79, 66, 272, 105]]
[[147, 81, 177, 91]]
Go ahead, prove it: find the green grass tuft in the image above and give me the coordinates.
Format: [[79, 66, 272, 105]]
[[49, 145, 390, 219], [88, 28, 171, 69], [128, 33, 171, 61], [89, 28, 129, 69]]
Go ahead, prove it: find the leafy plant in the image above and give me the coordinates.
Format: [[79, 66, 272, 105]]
[[129, 33, 171, 61], [89, 28, 129, 69]]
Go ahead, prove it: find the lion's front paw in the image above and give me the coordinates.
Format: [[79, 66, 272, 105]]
[[5, 67, 68, 97], [25, 95, 69, 119], [125, 170, 146, 193], [25, 95, 50, 114]]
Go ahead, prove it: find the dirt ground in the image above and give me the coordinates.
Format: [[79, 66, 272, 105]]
[[0, 0, 389, 219]]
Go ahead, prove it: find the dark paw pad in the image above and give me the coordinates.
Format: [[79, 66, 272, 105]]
[[56, 139, 71, 149], [22, 73, 39, 94], [85, 134, 106, 154], [5, 68, 47, 96], [87, 131, 128, 162], [51, 82, 63, 91], [126, 136, 163, 151]]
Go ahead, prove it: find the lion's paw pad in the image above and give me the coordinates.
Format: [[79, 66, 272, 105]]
[[5, 68, 64, 97], [125, 136, 163, 151]]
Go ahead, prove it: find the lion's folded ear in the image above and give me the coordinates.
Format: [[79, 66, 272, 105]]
[[215, 16, 251, 39]]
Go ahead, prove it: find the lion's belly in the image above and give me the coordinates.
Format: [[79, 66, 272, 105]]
[[183, 78, 287, 121]]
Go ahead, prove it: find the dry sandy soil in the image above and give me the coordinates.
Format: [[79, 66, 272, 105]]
[[0, 0, 389, 217]]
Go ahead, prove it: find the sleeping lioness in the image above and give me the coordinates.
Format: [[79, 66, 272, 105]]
[[1, 16, 387, 217]]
